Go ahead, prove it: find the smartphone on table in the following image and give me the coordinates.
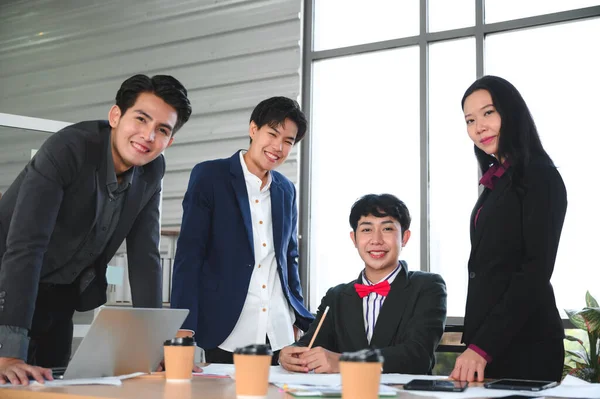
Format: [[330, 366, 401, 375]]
[[404, 379, 468, 392], [484, 378, 558, 391]]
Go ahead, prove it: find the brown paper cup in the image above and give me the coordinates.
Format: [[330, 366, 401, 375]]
[[162, 379, 192, 398], [164, 345, 195, 382], [233, 353, 271, 398], [175, 329, 195, 338], [340, 361, 382, 399]]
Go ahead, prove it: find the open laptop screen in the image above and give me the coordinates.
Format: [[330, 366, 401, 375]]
[[59, 306, 188, 379]]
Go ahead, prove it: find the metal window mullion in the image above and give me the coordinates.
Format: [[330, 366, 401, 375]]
[[476, 0, 485, 78], [420, 0, 430, 272], [483, 5, 600, 34], [299, 0, 314, 307]]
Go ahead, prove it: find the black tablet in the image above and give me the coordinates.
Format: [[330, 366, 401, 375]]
[[484, 378, 558, 391], [404, 379, 469, 392]]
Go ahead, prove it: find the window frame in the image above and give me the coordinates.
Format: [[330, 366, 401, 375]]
[[299, 0, 600, 321]]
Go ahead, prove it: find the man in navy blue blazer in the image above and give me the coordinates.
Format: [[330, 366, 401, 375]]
[[171, 97, 314, 364]]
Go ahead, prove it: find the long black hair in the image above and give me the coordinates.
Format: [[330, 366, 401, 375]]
[[461, 75, 553, 177]]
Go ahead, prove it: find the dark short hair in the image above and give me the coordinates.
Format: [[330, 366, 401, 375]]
[[349, 194, 411, 234], [249, 96, 307, 143], [461, 75, 553, 176], [115, 74, 192, 135]]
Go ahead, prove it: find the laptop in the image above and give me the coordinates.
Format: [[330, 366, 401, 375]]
[[55, 306, 189, 379]]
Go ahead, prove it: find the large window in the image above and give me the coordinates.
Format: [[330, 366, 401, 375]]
[[485, 18, 600, 312], [428, 38, 477, 317], [301, 1, 600, 316], [310, 48, 420, 307], [313, 0, 419, 51]]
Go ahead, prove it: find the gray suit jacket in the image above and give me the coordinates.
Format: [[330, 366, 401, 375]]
[[0, 120, 164, 331]]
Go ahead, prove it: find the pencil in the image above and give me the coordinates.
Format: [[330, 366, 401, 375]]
[[307, 305, 330, 349]]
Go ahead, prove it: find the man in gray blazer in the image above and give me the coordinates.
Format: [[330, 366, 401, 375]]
[[0, 74, 191, 385]]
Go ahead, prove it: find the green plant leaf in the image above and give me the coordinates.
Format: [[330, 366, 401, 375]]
[[586, 291, 599, 308], [566, 308, 588, 331], [565, 349, 589, 364], [574, 308, 600, 337], [565, 349, 590, 364], [564, 335, 584, 345]]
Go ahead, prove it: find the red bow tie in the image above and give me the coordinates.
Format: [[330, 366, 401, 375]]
[[354, 280, 391, 298]]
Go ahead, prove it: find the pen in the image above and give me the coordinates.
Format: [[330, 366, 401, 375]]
[[307, 305, 330, 349]]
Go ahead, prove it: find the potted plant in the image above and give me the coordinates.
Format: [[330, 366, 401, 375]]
[[564, 291, 600, 382]]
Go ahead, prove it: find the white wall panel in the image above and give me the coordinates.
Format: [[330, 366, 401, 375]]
[[0, 0, 303, 230]]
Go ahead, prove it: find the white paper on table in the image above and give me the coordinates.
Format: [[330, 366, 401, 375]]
[[0, 372, 146, 389], [268, 371, 342, 386], [269, 370, 446, 387], [560, 374, 592, 386], [539, 374, 600, 398], [398, 375, 600, 399], [194, 363, 310, 383], [194, 363, 236, 377], [273, 382, 398, 396]]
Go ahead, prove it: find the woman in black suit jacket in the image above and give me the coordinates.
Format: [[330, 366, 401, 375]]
[[450, 76, 567, 383]]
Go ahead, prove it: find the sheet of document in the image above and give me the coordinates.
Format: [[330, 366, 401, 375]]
[[193, 363, 236, 377], [273, 382, 398, 397], [0, 372, 145, 388], [268, 369, 445, 386]]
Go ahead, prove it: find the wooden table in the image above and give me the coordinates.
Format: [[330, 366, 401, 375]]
[[0, 374, 564, 399]]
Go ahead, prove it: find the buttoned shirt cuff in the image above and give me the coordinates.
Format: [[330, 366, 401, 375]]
[[0, 325, 30, 361], [468, 344, 492, 363]]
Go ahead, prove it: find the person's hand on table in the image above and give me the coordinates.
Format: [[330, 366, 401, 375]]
[[299, 347, 341, 374], [450, 348, 487, 382], [279, 346, 310, 372], [0, 357, 53, 385]]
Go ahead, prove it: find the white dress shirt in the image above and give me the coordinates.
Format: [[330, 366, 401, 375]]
[[361, 262, 402, 343], [219, 152, 296, 352]]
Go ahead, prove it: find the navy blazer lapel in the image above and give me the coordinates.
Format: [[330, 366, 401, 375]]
[[230, 152, 254, 257], [470, 170, 512, 256], [342, 274, 369, 349], [370, 261, 410, 348], [270, 175, 284, 264]]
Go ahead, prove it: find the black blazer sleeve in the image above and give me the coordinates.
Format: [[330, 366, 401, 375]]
[[379, 273, 447, 374], [126, 184, 163, 308], [470, 164, 567, 358], [0, 130, 82, 329]]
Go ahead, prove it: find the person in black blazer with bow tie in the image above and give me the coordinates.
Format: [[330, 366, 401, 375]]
[[451, 76, 567, 383], [279, 194, 447, 374]]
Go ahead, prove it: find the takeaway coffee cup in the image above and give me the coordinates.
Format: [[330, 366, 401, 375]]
[[175, 329, 195, 338], [339, 348, 384, 399], [233, 344, 272, 398], [163, 337, 196, 382]]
